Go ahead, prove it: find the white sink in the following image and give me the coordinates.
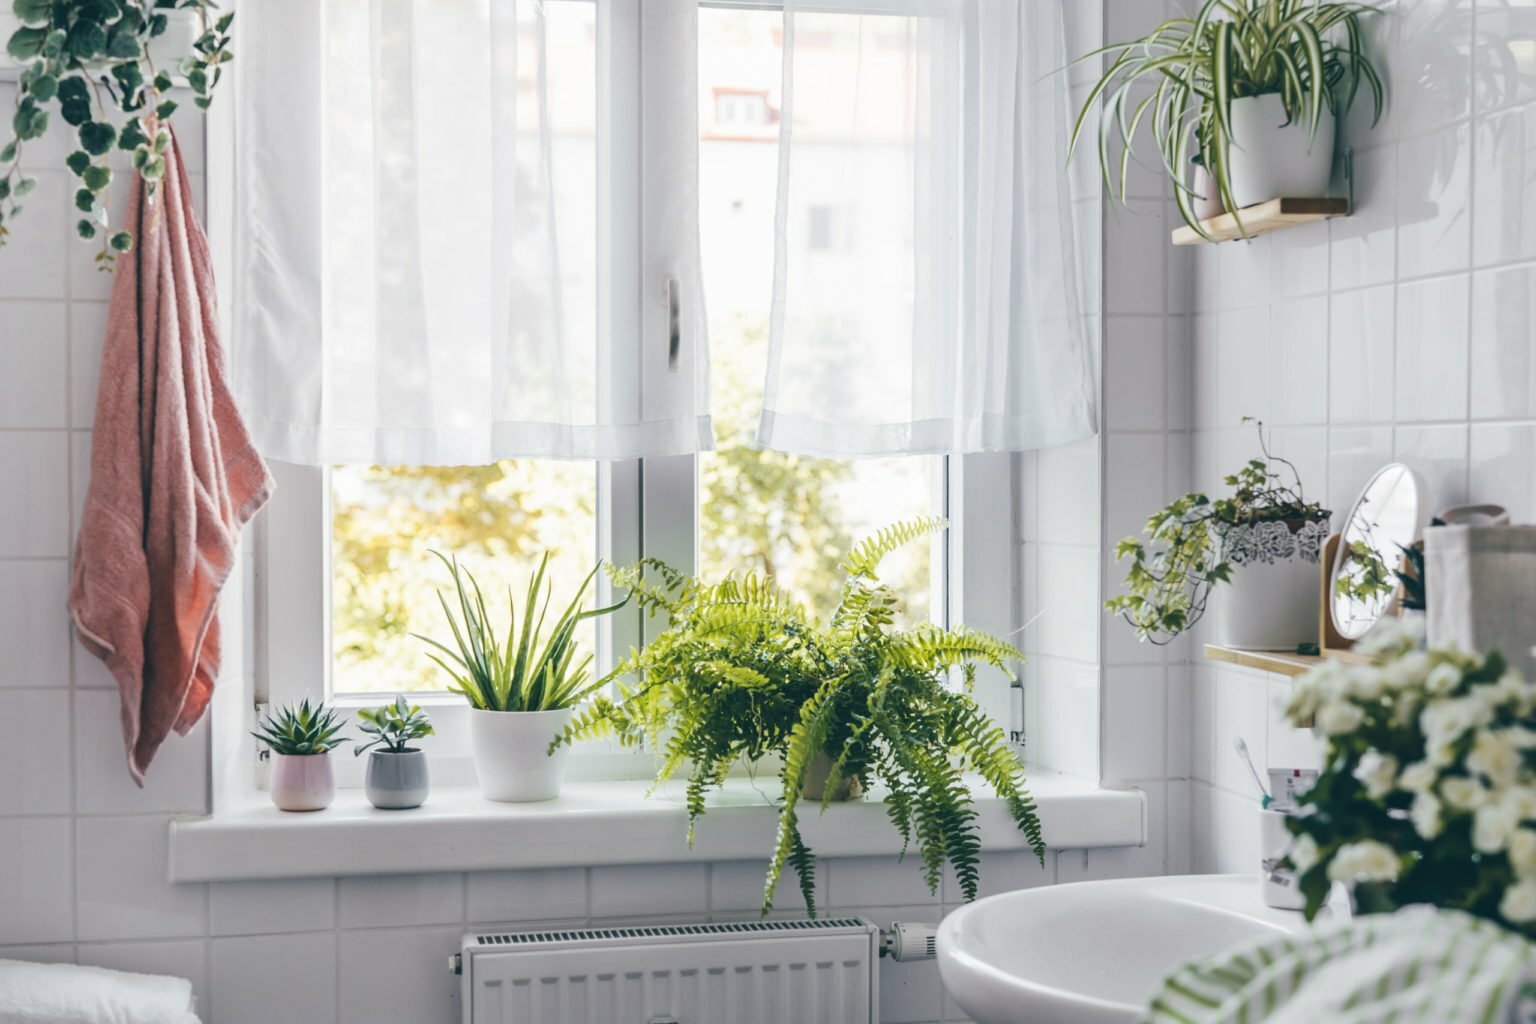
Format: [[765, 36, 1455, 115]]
[[937, 874, 1343, 1024]]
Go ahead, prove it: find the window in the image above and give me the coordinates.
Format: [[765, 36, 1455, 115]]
[[259, 1, 1012, 782]]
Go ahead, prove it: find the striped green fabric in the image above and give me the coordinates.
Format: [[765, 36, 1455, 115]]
[[1143, 907, 1536, 1024]]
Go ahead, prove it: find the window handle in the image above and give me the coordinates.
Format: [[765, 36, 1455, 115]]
[[666, 276, 681, 371]]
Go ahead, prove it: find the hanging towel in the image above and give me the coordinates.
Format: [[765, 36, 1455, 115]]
[[0, 958, 201, 1024], [68, 126, 273, 786], [1144, 905, 1536, 1024]]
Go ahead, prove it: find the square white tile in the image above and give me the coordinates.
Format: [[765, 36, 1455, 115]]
[[0, 301, 67, 428], [210, 932, 337, 1024], [1267, 295, 1327, 426], [210, 877, 335, 937], [74, 688, 209, 815], [0, 690, 71, 814], [1102, 667, 1167, 784], [466, 867, 586, 925], [1329, 285, 1396, 424], [0, 432, 70, 557], [1104, 203, 1166, 316], [1395, 274, 1470, 423], [1397, 124, 1471, 280], [68, 301, 108, 429], [76, 816, 207, 942], [0, 560, 70, 688], [1330, 142, 1397, 292], [588, 863, 707, 920], [339, 927, 460, 1024], [0, 171, 68, 300], [338, 873, 464, 929], [0, 817, 73, 944], [1103, 316, 1165, 432], [1470, 265, 1536, 420]]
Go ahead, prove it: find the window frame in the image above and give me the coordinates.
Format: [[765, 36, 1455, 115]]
[[245, 0, 1019, 789]]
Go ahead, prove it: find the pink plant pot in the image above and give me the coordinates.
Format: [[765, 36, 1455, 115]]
[[269, 752, 336, 812]]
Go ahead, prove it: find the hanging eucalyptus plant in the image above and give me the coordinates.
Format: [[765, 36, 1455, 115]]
[[2, 0, 233, 265]]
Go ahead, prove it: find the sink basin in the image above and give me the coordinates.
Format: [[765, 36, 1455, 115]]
[[937, 874, 1343, 1024]]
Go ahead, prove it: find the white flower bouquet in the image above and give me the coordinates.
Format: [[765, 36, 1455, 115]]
[[1283, 618, 1536, 934]]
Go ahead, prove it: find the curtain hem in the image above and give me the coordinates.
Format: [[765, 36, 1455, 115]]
[[754, 408, 1097, 459], [242, 408, 717, 466]]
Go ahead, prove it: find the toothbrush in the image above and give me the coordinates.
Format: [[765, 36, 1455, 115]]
[[1233, 736, 1273, 808]]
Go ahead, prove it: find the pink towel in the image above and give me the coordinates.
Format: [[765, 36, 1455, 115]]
[[69, 127, 273, 786]]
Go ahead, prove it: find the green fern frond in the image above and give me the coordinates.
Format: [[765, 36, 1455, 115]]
[[890, 625, 1023, 677], [840, 517, 948, 579]]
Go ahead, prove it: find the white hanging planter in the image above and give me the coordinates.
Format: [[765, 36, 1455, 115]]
[[468, 707, 574, 803], [1209, 517, 1329, 651], [1225, 93, 1336, 210]]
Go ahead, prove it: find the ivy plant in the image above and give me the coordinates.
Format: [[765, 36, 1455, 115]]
[[557, 518, 1044, 917], [2, 0, 234, 265], [1106, 420, 1329, 645]]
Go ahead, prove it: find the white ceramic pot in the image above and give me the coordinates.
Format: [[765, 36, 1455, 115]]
[[1191, 162, 1224, 221], [1225, 93, 1336, 210], [1210, 517, 1329, 651], [268, 752, 335, 812], [469, 707, 574, 802]]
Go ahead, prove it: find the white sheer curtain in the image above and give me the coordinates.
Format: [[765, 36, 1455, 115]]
[[233, 0, 711, 466], [759, 0, 1097, 457]]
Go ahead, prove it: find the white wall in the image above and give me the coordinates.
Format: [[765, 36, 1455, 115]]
[[1181, 0, 1536, 871]]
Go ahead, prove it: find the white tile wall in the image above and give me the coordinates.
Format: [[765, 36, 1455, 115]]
[[1182, 0, 1536, 873]]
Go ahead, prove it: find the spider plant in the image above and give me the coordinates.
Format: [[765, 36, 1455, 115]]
[[414, 552, 626, 712], [1069, 0, 1384, 236]]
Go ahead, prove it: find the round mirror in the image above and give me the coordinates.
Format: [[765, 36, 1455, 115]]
[[1330, 464, 1427, 640]]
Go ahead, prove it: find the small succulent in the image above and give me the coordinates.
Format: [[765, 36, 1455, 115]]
[[252, 699, 348, 758], [354, 696, 434, 756]]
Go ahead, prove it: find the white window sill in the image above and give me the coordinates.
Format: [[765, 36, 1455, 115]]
[[167, 772, 1145, 883]]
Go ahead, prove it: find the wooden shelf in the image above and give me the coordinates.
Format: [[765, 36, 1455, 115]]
[[1203, 643, 1375, 678], [1171, 197, 1349, 245]]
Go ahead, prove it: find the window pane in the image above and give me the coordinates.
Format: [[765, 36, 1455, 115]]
[[330, 462, 599, 695], [698, 8, 940, 625]]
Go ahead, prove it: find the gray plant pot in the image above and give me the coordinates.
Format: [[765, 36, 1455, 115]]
[[365, 749, 429, 810]]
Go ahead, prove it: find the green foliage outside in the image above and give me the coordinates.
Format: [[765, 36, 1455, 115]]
[[331, 319, 931, 693]]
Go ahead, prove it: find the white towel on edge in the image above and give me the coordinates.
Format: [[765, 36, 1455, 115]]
[[1143, 906, 1536, 1024], [0, 958, 200, 1024]]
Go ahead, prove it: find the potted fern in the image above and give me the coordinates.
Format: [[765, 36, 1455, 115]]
[[2, 0, 234, 263], [1070, 0, 1384, 236], [416, 552, 625, 803], [558, 519, 1044, 916], [1108, 422, 1330, 649], [252, 700, 348, 812], [354, 697, 434, 810]]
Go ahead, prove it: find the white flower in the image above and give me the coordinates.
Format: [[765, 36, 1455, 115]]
[[1475, 800, 1521, 854], [1420, 697, 1489, 749], [1412, 791, 1443, 839], [1468, 729, 1523, 789], [1502, 880, 1536, 924], [1382, 652, 1432, 691], [1440, 775, 1488, 811], [1355, 752, 1399, 800], [1360, 617, 1423, 657], [1326, 840, 1401, 884], [1399, 761, 1439, 794], [1346, 667, 1389, 701], [1317, 700, 1366, 736], [1510, 829, 1536, 877], [1425, 662, 1464, 696], [1504, 786, 1536, 820], [1290, 833, 1320, 874]]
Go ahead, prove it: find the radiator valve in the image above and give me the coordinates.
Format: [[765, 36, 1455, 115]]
[[880, 922, 938, 962]]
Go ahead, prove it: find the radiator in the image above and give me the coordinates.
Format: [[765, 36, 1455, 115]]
[[458, 917, 881, 1024]]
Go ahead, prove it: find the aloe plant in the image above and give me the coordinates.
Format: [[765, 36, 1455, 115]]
[[415, 552, 626, 712], [252, 699, 348, 757], [1069, 0, 1384, 236], [354, 696, 434, 756]]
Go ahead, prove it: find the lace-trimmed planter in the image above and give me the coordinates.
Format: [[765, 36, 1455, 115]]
[[1210, 516, 1329, 651]]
